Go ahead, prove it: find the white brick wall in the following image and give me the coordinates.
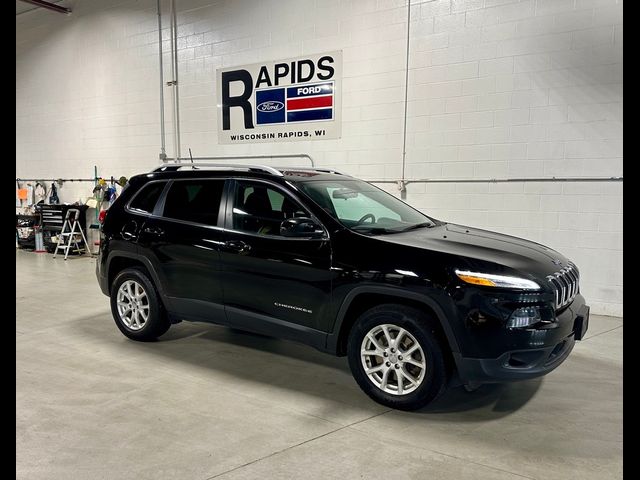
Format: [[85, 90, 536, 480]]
[[16, 0, 623, 316]]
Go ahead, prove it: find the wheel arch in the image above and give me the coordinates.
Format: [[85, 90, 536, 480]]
[[327, 287, 460, 359], [106, 252, 166, 298]]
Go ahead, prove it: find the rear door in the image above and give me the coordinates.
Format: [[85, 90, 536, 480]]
[[219, 179, 333, 345], [136, 178, 228, 322]]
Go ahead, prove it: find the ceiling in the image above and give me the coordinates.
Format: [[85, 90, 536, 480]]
[[16, 0, 69, 15]]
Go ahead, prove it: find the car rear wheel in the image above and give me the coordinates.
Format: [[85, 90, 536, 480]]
[[110, 267, 170, 341], [347, 304, 449, 410]]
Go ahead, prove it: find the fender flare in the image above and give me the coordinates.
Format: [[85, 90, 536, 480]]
[[325, 286, 460, 355], [105, 251, 167, 298]]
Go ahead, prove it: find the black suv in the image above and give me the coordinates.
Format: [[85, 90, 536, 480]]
[[97, 164, 589, 410]]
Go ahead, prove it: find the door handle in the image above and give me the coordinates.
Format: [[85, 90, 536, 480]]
[[121, 221, 138, 241], [224, 240, 251, 254], [143, 226, 165, 237]]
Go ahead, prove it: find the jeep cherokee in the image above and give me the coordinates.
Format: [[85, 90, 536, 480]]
[[96, 164, 589, 410]]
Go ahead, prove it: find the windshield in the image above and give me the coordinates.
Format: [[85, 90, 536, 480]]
[[296, 179, 436, 234]]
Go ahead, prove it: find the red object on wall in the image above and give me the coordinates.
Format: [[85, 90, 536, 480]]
[[287, 95, 333, 111]]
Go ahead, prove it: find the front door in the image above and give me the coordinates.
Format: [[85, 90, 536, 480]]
[[220, 179, 333, 346]]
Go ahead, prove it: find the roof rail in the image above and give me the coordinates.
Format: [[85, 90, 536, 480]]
[[278, 167, 350, 176], [151, 163, 284, 176], [309, 167, 349, 176], [153, 165, 181, 172]]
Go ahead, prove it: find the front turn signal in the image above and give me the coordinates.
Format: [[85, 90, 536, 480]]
[[455, 270, 540, 290]]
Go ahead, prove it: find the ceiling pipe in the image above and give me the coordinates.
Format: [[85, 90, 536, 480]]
[[18, 0, 71, 14]]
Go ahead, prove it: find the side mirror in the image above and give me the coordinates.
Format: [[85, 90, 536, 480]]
[[280, 217, 325, 238]]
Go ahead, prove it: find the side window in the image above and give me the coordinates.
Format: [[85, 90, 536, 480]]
[[162, 180, 224, 226], [129, 182, 166, 214], [232, 181, 307, 236]]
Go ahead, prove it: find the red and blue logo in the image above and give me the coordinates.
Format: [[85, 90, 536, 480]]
[[255, 81, 333, 125]]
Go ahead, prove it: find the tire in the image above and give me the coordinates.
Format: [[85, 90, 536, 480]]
[[347, 304, 449, 411], [110, 267, 170, 341]]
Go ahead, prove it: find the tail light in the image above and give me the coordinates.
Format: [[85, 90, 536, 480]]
[[98, 209, 107, 224]]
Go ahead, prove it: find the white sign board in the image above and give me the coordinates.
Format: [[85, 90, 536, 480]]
[[216, 51, 342, 144]]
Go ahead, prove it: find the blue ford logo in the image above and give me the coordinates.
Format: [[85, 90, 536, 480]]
[[257, 101, 284, 113]]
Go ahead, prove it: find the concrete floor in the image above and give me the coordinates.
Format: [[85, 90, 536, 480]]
[[16, 249, 622, 480]]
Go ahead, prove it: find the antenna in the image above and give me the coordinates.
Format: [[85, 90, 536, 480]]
[[189, 148, 193, 163]]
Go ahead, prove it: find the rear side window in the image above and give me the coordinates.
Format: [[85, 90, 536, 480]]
[[129, 182, 166, 214], [162, 180, 224, 226]]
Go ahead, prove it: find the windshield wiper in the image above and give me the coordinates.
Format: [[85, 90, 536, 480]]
[[353, 223, 433, 235], [352, 226, 398, 235], [399, 222, 433, 233]]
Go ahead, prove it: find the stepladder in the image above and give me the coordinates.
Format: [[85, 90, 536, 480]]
[[53, 208, 90, 260]]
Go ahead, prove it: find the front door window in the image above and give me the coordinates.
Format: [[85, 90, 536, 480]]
[[232, 181, 307, 236]]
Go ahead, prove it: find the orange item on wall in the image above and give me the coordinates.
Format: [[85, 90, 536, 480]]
[[17, 189, 28, 200]]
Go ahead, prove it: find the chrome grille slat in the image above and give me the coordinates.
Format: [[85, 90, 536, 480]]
[[560, 275, 569, 305], [551, 278, 561, 306], [546, 263, 579, 310], [568, 269, 578, 298], [562, 269, 571, 304]]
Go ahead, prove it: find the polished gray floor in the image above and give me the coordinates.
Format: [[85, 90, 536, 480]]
[[16, 250, 623, 480]]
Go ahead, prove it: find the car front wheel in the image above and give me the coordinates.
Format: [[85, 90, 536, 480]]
[[347, 304, 449, 410]]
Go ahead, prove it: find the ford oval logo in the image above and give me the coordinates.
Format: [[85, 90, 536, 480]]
[[257, 101, 284, 113]]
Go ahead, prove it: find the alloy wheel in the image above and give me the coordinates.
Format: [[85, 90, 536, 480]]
[[360, 323, 427, 395], [116, 280, 150, 331]]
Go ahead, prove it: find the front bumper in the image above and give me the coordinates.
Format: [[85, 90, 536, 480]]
[[453, 298, 589, 383]]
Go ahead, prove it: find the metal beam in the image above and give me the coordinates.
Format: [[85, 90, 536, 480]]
[[18, 0, 71, 15]]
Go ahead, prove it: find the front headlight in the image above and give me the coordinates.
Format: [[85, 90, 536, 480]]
[[455, 270, 540, 290]]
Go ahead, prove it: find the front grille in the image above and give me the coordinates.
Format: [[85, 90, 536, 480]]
[[546, 263, 580, 310]]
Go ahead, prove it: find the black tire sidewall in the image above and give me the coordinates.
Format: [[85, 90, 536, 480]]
[[347, 304, 448, 410], [110, 268, 168, 341]]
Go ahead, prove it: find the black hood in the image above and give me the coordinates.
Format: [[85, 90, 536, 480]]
[[375, 223, 569, 280]]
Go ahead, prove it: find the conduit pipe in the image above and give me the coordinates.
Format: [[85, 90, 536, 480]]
[[157, 0, 166, 161], [400, 0, 411, 187], [367, 176, 623, 185], [168, 0, 181, 162], [166, 154, 316, 167]]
